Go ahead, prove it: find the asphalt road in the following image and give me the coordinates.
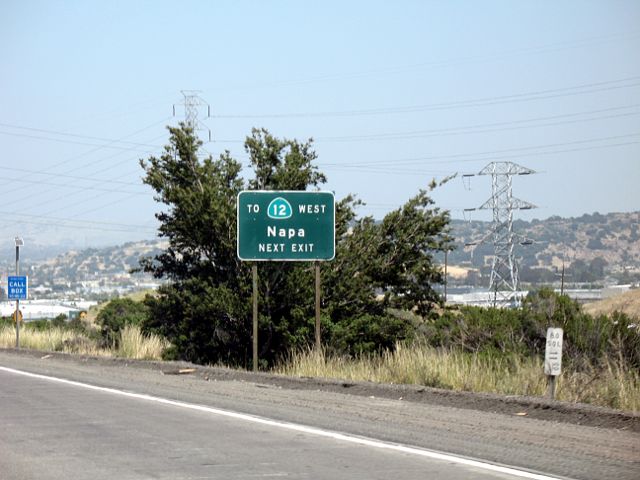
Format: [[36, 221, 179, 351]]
[[0, 350, 638, 480]]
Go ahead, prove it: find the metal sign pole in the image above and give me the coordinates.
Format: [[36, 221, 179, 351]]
[[15, 299, 20, 349], [315, 262, 321, 350], [548, 375, 557, 400], [15, 244, 20, 349], [252, 263, 258, 372]]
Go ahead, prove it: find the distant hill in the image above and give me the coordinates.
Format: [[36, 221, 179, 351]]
[[0, 239, 167, 300], [30, 239, 168, 282], [448, 211, 640, 285], [2, 211, 637, 295], [583, 289, 640, 320]]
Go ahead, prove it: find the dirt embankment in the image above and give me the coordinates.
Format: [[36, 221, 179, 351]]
[[2, 347, 638, 433]]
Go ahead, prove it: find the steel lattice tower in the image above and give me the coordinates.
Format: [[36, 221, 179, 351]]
[[173, 90, 211, 141], [465, 162, 537, 306]]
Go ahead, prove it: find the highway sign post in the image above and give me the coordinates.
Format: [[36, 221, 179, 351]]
[[237, 191, 335, 370], [544, 327, 563, 399]]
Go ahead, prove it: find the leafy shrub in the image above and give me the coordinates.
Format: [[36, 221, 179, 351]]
[[27, 319, 54, 331], [144, 281, 250, 365], [51, 314, 68, 328], [424, 306, 536, 357], [418, 288, 639, 371], [327, 314, 415, 356], [96, 298, 149, 346]]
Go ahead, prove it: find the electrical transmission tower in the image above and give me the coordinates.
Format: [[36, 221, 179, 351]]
[[464, 162, 537, 306], [173, 90, 211, 141]]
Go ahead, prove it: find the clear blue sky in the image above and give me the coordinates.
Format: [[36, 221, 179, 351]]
[[1, 0, 639, 247]]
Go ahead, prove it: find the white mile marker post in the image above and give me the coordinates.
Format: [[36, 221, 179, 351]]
[[544, 327, 563, 400]]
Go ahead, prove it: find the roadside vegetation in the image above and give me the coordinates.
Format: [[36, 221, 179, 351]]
[[2, 127, 637, 412], [1, 287, 637, 411], [276, 288, 640, 411], [0, 310, 167, 360], [136, 125, 452, 367], [277, 344, 638, 412], [132, 126, 637, 411]]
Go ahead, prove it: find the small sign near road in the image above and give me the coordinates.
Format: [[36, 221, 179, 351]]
[[544, 327, 563, 376], [7, 275, 28, 300], [237, 191, 335, 261]]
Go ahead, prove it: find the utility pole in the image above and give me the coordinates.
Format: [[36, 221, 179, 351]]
[[555, 252, 572, 296], [463, 162, 537, 306], [173, 90, 212, 141]]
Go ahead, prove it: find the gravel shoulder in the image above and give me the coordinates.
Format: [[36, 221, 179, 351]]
[[1, 348, 638, 480]]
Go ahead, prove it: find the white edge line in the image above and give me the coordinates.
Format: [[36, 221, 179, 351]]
[[0, 366, 562, 480]]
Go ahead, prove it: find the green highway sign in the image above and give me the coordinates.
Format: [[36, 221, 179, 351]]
[[237, 190, 335, 261]]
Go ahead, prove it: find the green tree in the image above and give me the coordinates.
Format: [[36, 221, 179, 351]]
[[139, 124, 249, 364], [96, 298, 149, 346], [140, 125, 452, 366]]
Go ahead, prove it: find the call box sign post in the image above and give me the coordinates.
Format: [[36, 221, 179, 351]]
[[237, 191, 335, 372]]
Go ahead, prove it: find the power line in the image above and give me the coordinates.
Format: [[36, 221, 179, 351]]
[[0, 122, 164, 149], [0, 118, 170, 192], [59, 92, 178, 130], [322, 132, 640, 167], [0, 167, 144, 186], [72, 192, 149, 220], [0, 129, 168, 210], [0, 211, 158, 233], [0, 216, 157, 235], [204, 30, 640, 92], [1, 148, 160, 210], [211, 76, 640, 119], [0, 176, 147, 195], [0, 162, 150, 233], [315, 105, 640, 142], [0, 165, 153, 221], [0, 188, 156, 234], [323, 166, 458, 176], [0, 130, 161, 152], [321, 140, 639, 177]]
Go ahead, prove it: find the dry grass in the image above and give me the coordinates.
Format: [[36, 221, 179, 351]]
[[275, 345, 640, 412], [116, 325, 169, 360], [0, 325, 110, 356], [0, 324, 168, 361], [583, 288, 640, 319], [560, 359, 640, 411]]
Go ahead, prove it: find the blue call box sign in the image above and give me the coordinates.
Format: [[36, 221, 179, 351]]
[[8, 275, 28, 300]]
